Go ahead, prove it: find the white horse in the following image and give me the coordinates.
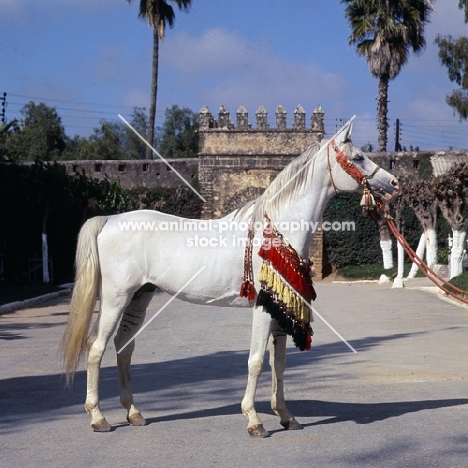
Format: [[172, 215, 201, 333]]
[[60, 121, 399, 436]]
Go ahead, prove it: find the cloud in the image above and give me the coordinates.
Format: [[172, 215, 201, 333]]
[[161, 28, 349, 123]]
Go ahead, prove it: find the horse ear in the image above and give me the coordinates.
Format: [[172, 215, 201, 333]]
[[345, 123, 353, 140]]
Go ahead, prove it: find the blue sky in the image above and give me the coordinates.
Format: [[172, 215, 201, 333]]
[[1, 0, 467, 150]]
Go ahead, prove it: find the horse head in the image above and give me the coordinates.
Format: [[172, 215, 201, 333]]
[[327, 120, 399, 203]]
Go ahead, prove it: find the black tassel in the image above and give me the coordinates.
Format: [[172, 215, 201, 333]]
[[256, 288, 266, 307]]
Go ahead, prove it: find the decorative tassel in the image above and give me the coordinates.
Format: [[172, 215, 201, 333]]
[[239, 280, 257, 301], [255, 215, 315, 352], [246, 282, 256, 301], [360, 182, 376, 210], [240, 225, 257, 300]]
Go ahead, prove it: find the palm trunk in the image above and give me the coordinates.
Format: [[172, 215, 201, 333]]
[[377, 75, 389, 152], [146, 28, 159, 160]]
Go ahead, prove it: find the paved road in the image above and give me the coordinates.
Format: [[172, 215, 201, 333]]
[[1, 278, 468, 468]]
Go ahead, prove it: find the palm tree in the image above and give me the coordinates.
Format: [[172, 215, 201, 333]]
[[127, 0, 192, 159], [341, 0, 434, 151]]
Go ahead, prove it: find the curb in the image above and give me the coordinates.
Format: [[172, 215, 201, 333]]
[[0, 288, 72, 315]]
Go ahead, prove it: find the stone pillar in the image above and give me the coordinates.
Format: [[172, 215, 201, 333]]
[[236, 105, 249, 130], [293, 105, 306, 129], [218, 105, 230, 129], [311, 105, 324, 133], [256, 105, 269, 130], [199, 105, 214, 130], [276, 105, 287, 130]]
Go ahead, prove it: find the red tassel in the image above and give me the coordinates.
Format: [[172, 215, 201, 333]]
[[239, 280, 248, 297], [240, 280, 257, 300], [246, 282, 256, 301]]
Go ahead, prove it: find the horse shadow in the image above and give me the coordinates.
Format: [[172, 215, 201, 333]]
[[2, 328, 468, 434], [143, 397, 468, 434]]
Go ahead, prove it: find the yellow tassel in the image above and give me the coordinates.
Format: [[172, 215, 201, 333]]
[[266, 267, 275, 289]]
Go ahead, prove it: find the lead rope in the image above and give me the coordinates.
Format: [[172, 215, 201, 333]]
[[376, 201, 468, 305]]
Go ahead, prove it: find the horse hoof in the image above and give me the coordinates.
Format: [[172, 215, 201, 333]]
[[280, 418, 303, 431], [92, 419, 112, 432], [127, 413, 146, 426], [248, 424, 270, 438]]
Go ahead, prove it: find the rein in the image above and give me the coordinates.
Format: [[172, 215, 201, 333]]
[[330, 140, 468, 303]]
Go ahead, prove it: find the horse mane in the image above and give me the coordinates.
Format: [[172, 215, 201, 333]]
[[234, 141, 322, 222]]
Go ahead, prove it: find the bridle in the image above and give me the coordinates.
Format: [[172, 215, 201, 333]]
[[327, 139, 381, 210]]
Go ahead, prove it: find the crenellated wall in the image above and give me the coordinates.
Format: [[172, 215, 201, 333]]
[[6, 105, 468, 279], [198, 104, 326, 220], [198, 104, 326, 275]]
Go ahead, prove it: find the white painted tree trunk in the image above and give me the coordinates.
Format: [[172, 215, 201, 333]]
[[408, 233, 426, 278], [425, 228, 438, 269], [393, 239, 405, 288], [450, 229, 467, 279], [380, 239, 394, 269], [42, 232, 50, 283]]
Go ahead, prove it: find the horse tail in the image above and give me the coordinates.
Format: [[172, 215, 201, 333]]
[[59, 216, 108, 385]]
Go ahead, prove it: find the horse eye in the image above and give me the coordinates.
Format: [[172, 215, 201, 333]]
[[353, 154, 364, 162]]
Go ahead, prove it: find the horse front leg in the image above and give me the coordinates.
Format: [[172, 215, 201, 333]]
[[241, 305, 272, 438], [269, 324, 303, 431], [113, 288, 154, 427]]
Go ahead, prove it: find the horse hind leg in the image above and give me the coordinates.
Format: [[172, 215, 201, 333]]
[[114, 284, 156, 427], [269, 324, 303, 431], [85, 294, 131, 432]]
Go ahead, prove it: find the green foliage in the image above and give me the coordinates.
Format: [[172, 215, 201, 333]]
[[98, 179, 130, 213], [341, 0, 434, 150], [6, 102, 67, 161], [337, 263, 418, 280], [417, 152, 433, 180], [448, 271, 468, 294], [127, 184, 203, 219], [22, 161, 72, 210], [0, 147, 202, 282], [361, 142, 374, 152], [323, 192, 431, 269], [0, 120, 20, 161], [341, 0, 434, 77], [435, 34, 468, 120], [64, 107, 148, 160], [156, 105, 199, 158], [460, 0, 468, 23], [323, 193, 381, 268], [3, 102, 201, 161]]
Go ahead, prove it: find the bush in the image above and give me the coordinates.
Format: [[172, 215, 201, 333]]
[[323, 192, 450, 269]]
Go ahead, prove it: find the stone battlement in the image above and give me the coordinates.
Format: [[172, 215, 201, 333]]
[[199, 104, 325, 132]]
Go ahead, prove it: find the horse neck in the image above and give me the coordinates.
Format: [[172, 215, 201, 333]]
[[269, 157, 336, 256]]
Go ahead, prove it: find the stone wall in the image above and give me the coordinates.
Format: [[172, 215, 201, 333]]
[[8, 111, 468, 279], [197, 105, 468, 278], [59, 158, 199, 190], [198, 104, 325, 219], [368, 149, 468, 178], [198, 104, 326, 276]]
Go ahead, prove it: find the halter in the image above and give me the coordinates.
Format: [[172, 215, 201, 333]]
[[327, 139, 381, 210]]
